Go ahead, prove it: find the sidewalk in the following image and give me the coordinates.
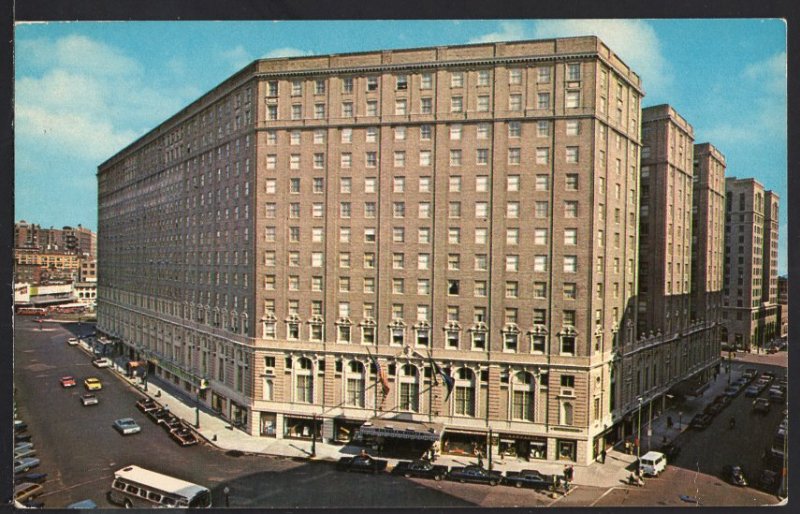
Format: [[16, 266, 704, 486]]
[[75, 338, 737, 490]]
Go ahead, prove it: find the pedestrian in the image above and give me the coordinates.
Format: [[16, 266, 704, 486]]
[[477, 451, 484, 469], [600, 447, 606, 464], [562, 465, 569, 487]]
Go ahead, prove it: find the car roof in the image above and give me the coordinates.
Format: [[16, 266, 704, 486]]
[[641, 451, 665, 460]]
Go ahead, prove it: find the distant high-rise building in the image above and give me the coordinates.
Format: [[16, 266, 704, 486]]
[[722, 178, 780, 350], [691, 143, 726, 333]]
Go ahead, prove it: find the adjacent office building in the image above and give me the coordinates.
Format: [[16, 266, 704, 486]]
[[722, 178, 780, 350], [98, 36, 661, 465]]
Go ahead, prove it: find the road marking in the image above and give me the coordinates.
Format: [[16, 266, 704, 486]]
[[590, 486, 623, 506]]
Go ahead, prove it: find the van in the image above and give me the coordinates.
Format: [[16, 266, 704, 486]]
[[639, 451, 667, 476]]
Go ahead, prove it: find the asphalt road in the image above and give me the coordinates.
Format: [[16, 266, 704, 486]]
[[11, 318, 546, 508]]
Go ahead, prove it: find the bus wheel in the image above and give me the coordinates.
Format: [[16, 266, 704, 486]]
[[123, 499, 133, 509]]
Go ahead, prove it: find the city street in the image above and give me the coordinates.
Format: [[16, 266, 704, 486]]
[[13, 317, 785, 508]]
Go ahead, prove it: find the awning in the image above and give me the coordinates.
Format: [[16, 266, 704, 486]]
[[358, 418, 442, 442], [498, 432, 548, 442]]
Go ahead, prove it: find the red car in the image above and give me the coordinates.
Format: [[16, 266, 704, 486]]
[[60, 376, 76, 388]]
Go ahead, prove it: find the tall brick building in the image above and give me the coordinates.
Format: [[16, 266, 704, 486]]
[[97, 36, 657, 464], [722, 178, 780, 350]]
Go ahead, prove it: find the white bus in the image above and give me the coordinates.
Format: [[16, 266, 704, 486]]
[[109, 465, 212, 508]]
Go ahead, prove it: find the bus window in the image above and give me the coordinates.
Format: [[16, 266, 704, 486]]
[[162, 497, 177, 507], [126, 485, 139, 495], [147, 492, 162, 502]]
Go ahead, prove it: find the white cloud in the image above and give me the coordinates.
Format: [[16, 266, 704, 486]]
[[262, 47, 314, 59], [743, 52, 786, 96], [219, 45, 254, 71], [17, 33, 143, 77], [532, 19, 671, 97], [468, 21, 529, 44]]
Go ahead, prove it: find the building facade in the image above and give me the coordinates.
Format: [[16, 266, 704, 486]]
[[97, 36, 653, 464], [722, 178, 780, 350]]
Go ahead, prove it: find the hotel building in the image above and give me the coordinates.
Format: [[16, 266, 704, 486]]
[[97, 36, 648, 464]]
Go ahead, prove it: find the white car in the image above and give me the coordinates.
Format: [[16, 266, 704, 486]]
[[113, 418, 141, 435], [67, 337, 79, 346], [80, 394, 99, 406], [92, 357, 112, 368]]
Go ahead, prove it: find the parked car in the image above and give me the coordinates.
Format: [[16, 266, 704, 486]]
[[14, 446, 37, 459], [14, 473, 47, 486], [447, 465, 503, 486], [723, 464, 747, 487], [136, 398, 160, 413], [84, 377, 102, 391], [160, 415, 183, 431], [169, 426, 200, 446], [80, 394, 99, 406], [67, 337, 79, 345], [762, 371, 776, 380], [14, 457, 41, 474], [392, 459, 449, 481], [113, 418, 141, 435], [92, 357, 112, 368], [753, 398, 770, 414], [15, 419, 28, 432], [744, 385, 761, 398], [714, 394, 732, 407], [15, 442, 35, 453], [743, 368, 758, 380], [704, 402, 724, 416], [147, 408, 172, 424], [503, 469, 555, 490], [689, 413, 712, 429], [336, 453, 389, 474], [732, 377, 749, 388], [768, 387, 785, 401], [60, 376, 77, 388], [723, 386, 740, 397], [14, 482, 44, 503], [15, 433, 33, 443]]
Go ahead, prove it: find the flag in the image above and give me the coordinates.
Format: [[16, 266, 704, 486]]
[[369, 352, 391, 396], [429, 356, 455, 402]]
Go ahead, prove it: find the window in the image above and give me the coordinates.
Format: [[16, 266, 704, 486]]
[[418, 227, 431, 243], [421, 73, 432, 89], [564, 228, 578, 245], [450, 124, 463, 140], [506, 228, 519, 245], [474, 254, 488, 271], [474, 280, 488, 297], [537, 92, 550, 109], [265, 178, 276, 193], [392, 278, 404, 294], [418, 253, 430, 270], [534, 255, 547, 272], [268, 80, 278, 96], [420, 97, 432, 114], [450, 150, 462, 166], [266, 130, 277, 144], [313, 153, 325, 169], [566, 174, 579, 190], [451, 96, 463, 113], [567, 63, 581, 81], [477, 95, 490, 112], [475, 202, 489, 218], [366, 76, 379, 91], [339, 252, 350, 268], [341, 102, 354, 117], [448, 227, 461, 244], [396, 74, 408, 90], [564, 256, 577, 273], [290, 154, 301, 169], [341, 77, 354, 93], [267, 104, 278, 120], [291, 80, 302, 96], [475, 175, 489, 192], [339, 202, 351, 218], [395, 99, 407, 115], [314, 103, 325, 119], [565, 201, 578, 218], [536, 148, 549, 165], [564, 283, 577, 299], [534, 201, 549, 218], [477, 123, 490, 139], [534, 228, 547, 245], [392, 227, 405, 243], [561, 337, 576, 355], [506, 201, 520, 218], [288, 203, 300, 218], [364, 252, 376, 268], [366, 101, 378, 116], [392, 202, 405, 218], [535, 175, 549, 191], [394, 126, 406, 141], [566, 120, 580, 136], [312, 252, 324, 267], [448, 254, 461, 270], [506, 255, 519, 272], [365, 152, 378, 168], [507, 175, 520, 192], [418, 202, 431, 218], [449, 202, 461, 218], [418, 279, 430, 295], [565, 91, 580, 109], [364, 227, 376, 243], [291, 104, 302, 120], [475, 228, 488, 245], [537, 67, 551, 83], [566, 146, 579, 163], [509, 94, 522, 111], [477, 69, 490, 86], [420, 124, 432, 140], [364, 177, 377, 193], [419, 150, 432, 167], [509, 121, 521, 138], [448, 280, 460, 295], [508, 148, 521, 164], [450, 72, 464, 88], [509, 68, 522, 84]]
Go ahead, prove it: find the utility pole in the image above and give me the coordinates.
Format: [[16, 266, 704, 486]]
[[310, 413, 317, 458], [487, 428, 493, 471]]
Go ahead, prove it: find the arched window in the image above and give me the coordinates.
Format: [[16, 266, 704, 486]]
[[295, 357, 313, 403], [511, 371, 535, 421], [346, 361, 365, 407], [262, 377, 273, 401], [399, 364, 419, 412], [454, 367, 475, 417]]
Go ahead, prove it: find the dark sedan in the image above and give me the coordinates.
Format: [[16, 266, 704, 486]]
[[169, 426, 200, 446], [689, 413, 712, 429], [147, 407, 171, 424], [392, 460, 449, 481], [447, 465, 503, 486], [336, 454, 389, 474], [503, 469, 555, 490]]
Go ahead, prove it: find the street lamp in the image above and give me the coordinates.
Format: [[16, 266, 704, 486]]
[[487, 428, 493, 471], [637, 397, 643, 463], [196, 378, 208, 429], [310, 414, 317, 458]]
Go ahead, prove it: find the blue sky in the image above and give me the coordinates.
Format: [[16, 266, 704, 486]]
[[14, 19, 787, 273]]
